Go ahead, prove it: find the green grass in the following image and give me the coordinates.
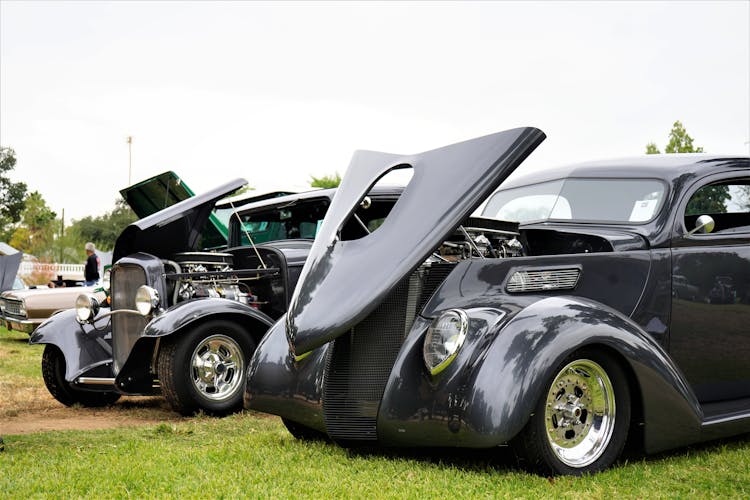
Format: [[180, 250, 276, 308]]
[[2, 324, 750, 497]]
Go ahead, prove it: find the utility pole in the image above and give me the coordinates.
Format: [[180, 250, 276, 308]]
[[60, 208, 64, 264], [127, 136, 133, 185]]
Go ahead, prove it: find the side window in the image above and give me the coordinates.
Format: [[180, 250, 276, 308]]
[[685, 180, 750, 234]]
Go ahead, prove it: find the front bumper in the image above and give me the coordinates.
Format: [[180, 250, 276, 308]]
[[2, 316, 39, 335]]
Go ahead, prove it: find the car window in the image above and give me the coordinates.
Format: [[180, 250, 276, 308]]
[[236, 199, 330, 245], [684, 181, 750, 234], [13, 277, 25, 290], [484, 178, 666, 224]]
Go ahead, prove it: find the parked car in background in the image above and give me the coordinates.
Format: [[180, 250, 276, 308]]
[[246, 128, 750, 475], [30, 178, 400, 415], [1, 285, 102, 335]]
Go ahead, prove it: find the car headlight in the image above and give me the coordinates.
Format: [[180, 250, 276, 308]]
[[422, 309, 469, 376], [75, 294, 100, 324], [135, 286, 159, 316], [0, 298, 5, 312]]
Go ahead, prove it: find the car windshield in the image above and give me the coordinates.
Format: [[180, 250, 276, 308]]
[[233, 198, 331, 245], [483, 178, 667, 224]]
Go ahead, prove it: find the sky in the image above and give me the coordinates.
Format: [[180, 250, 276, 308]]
[[1, 1, 748, 222]]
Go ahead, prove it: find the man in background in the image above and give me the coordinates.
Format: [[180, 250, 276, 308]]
[[84, 242, 100, 286]]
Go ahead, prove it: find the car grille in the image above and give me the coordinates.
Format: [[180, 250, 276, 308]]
[[111, 263, 148, 374], [322, 263, 453, 444], [3, 298, 24, 317]]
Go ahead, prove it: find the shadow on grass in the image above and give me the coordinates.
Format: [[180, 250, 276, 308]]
[[330, 431, 750, 475], [344, 444, 521, 474]]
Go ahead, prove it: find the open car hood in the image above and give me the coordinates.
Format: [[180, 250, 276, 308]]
[[114, 178, 246, 261], [0, 252, 22, 292], [287, 127, 545, 355], [120, 171, 195, 219]]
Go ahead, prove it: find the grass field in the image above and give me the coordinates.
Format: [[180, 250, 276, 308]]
[[2, 325, 750, 497]]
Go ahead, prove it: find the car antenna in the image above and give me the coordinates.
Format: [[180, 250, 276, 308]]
[[229, 199, 267, 269]]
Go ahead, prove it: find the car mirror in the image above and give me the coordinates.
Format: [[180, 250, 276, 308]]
[[688, 214, 715, 235]]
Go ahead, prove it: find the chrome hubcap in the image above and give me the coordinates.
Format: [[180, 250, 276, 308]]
[[190, 334, 244, 402], [544, 359, 616, 468]]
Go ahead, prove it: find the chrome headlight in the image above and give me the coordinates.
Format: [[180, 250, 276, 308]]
[[135, 285, 159, 316], [423, 309, 469, 376], [75, 294, 100, 324], [0, 298, 5, 312]]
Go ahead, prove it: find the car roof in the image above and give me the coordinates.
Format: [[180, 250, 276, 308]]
[[501, 154, 749, 190]]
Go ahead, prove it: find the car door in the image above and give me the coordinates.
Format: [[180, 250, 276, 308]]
[[669, 172, 750, 403]]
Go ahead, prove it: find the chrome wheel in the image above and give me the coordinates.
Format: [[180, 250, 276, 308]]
[[190, 334, 245, 402], [544, 359, 616, 468]]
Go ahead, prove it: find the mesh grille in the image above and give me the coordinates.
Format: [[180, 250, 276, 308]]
[[323, 263, 453, 443], [111, 264, 148, 373], [3, 299, 23, 317]]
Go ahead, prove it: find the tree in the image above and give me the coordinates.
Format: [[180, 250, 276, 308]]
[[9, 191, 57, 257], [646, 122, 726, 214], [0, 147, 28, 241], [310, 172, 341, 188], [645, 120, 704, 154], [71, 198, 137, 251]]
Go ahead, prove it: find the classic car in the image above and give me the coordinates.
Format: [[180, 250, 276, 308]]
[[1, 285, 103, 335], [245, 127, 750, 475], [29, 181, 400, 415]]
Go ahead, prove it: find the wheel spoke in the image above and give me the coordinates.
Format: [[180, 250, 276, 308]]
[[188, 334, 245, 402], [544, 358, 616, 468]]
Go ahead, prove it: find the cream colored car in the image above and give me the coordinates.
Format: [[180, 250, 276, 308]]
[[0, 286, 103, 335]]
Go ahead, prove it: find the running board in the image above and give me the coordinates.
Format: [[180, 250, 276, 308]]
[[76, 377, 116, 386]]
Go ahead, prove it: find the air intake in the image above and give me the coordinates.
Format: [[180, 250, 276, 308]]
[[506, 268, 581, 293]]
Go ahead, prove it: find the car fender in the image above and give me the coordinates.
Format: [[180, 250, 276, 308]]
[[141, 298, 275, 339], [113, 298, 276, 393], [378, 296, 702, 454], [28, 308, 114, 382]]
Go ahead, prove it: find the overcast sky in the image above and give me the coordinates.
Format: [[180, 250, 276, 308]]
[[1, 1, 748, 221]]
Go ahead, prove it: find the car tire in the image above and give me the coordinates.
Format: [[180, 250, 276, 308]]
[[513, 348, 630, 476], [282, 418, 329, 441], [41, 344, 121, 407], [157, 320, 255, 416]]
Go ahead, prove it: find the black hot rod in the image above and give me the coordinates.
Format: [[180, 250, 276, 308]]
[[245, 127, 750, 474], [30, 178, 399, 416]]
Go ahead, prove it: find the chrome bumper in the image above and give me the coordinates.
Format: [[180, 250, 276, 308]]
[[2, 317, 39, 335]]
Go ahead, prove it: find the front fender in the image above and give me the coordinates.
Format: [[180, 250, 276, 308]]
[[245, 317, 330, 433], [378, 296, 702, 453], [29, 309, 114, 382], [142, 298, 275, 338]]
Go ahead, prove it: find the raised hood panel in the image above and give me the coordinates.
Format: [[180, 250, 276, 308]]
[[119, 171, 195, 219], [0, 252, 22, 292], [114, 178, 246, 261], [287, 127, 545, 355]]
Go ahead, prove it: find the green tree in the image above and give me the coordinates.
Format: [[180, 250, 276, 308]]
[[310, 172, 341, 188], [646, 121, 724, 215], [9, 191, 57, 257], [0, 147, 28, 241], [645, 120, 704, 154], [665, 121, 704, 153], [71, 198, 137, 251]]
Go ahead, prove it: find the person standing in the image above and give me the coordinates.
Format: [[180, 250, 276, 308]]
[[84, 242, 100, 286]]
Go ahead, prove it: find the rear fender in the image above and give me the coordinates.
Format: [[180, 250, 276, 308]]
[[28, 309, 114, 382]]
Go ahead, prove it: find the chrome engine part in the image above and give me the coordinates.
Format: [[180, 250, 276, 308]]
[[167, 252, 255, 305], [437, 217, 526, 261]]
